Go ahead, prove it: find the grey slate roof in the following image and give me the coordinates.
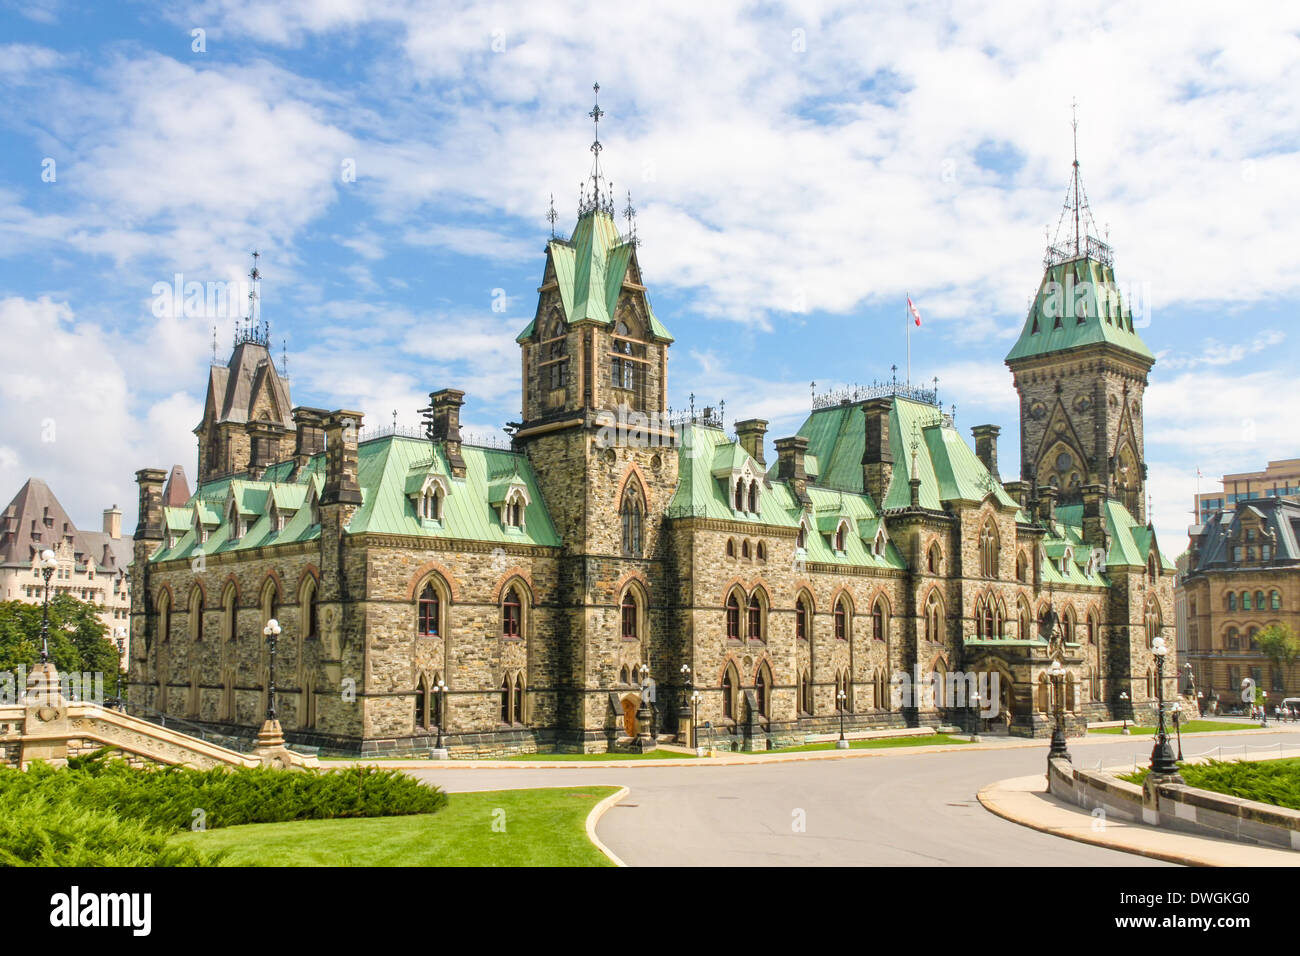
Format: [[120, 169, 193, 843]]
[[201, 342, 292, 428], [1189, 496, 1300, 571], [0, 477, 131, 572]]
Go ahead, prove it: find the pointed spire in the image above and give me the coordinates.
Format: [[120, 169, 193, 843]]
[[1044, 101, 1112, 269], [578, 83, 615, 218], [234, 250, 269, 348], [547, 192, 558, 238]]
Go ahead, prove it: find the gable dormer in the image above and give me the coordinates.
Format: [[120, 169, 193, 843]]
[[712, 443, 765, 517]]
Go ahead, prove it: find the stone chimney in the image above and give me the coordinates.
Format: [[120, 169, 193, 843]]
[[321, 411, 364, 506], [134, 470, 166, 541], [1037, 486, 1058, 525], [735, 419, 768, 467], [861, 397, 893, 504], [425, 389, 466, 479], [103, 504, 122, 539], [1081, 483, 1107, 550], [1003, 480, 1031, 510], [972, 424, 1000, 479], [775, 436, 811, 505], [290, 406, 329, 479]]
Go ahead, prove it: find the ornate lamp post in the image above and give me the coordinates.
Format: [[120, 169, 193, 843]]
[[1119, 690, 1131, 734], [690, 690, 703, 755], [430, 678, 449, 755], [836, 689, 849, 749], [969, 691, 982, 742], [114, 627, 127, 710], [36, 549, 58, 664], [1148, 636, 1180, 776], [679, 663, 693, 747], [263, 618, 282, 721], [1048, 659, 1071, 761]]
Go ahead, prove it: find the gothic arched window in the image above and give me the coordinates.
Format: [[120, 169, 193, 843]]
[[979, 520, 999, 578], [726, 592, 741, 641], [502, 586, 523, 639], [418, 582, 440, 637], [620, 485, 644, 557]]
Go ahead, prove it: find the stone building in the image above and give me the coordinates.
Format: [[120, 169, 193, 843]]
[[0, 476, 137, 665], [1181, 497, 1300, 709], [128, 118, 1181, 755]]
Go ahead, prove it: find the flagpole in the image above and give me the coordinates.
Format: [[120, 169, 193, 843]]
[[905, 294, 911, 385]]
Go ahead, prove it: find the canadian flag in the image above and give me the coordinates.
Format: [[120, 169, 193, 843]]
[[907, 296, 922, 327]]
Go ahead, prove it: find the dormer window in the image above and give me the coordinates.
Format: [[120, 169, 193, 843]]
[[833, 520, 848, 553], [872, 528, 887, 558], [227, 500, 242, 540], [747, 481, 759, 514], [499, 487, 529, 530], [734, 479, 744, 511], [420, 487, 441, 520]]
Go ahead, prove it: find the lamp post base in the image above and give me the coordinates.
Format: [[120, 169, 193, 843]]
[[836, 738, 850, 749], [428, 747, 449, 760]]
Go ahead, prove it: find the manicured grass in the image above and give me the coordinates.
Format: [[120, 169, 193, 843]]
[[509, 749, 696, 760], [1090, 720, 1253, 735], [759, 733, 972, 755], [170, 787, 618, 866]]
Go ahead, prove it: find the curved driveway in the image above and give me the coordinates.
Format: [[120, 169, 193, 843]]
[[406, 730, 1300, 866]]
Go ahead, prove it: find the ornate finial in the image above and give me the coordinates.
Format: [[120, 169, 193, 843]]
[[810, 381, 816, 401], [547, 192, 557, 238], [281, 337, 288, 380], [235, 250, 269, 348], [932, 376, 939, 406], [624, 189, 636, 238], [578, 83, 616, 217], [689, 392, 695, 417], [392, 409, 398, 429], [891, 364, 898, 389], [719, 399, 725, 425], [211, 324, 217, 364]]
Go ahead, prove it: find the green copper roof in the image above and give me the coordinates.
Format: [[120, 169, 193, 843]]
[[782, 395, 1020, 514], [1055, 500, 1174, 571], [150, 436, 560, 564], [517, 209, 672, 342], [1006, 256, 1153, 364], [669, 423, 903, 570]]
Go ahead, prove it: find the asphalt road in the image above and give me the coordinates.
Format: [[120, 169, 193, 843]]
[[405, 729, 1300, 867]]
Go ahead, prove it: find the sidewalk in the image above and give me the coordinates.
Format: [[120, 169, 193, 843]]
[[327, 725, 1296, 770], [978, 771, 1300, 867]]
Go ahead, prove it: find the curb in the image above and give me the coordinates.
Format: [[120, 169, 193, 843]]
[[585, 786, 630, 867]]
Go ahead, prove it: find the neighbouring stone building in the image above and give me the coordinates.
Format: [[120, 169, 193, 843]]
[[0, 476, 146, 667], [128, 111, 1181, 755], [1181, 496, 1300, 710]]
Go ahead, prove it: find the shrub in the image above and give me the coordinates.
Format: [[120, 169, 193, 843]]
[[0, 750, 448, 866]]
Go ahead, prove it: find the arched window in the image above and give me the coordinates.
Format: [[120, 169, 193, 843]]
[[721, 665, 738, 720], [514, 673, 525, 724], [1062, 607, 1076, 644], [924, 591, 943, 644], [1248, 626, 1259, 651], [1273, 590, 1283, 610], [502, 586, 523, 639], [834, 598, 848, 640], [993, 599, 1005, 638], [979, 520, 999, 578], [755, 665, 771, 718], [1086, 611, 1097, 645], [748, 481, 759, 515], [301, 576, 319, 640], [1227, 592, 1237, 611], [747, 592, 764, 641], [734, 479, 744, 511], [222, 584, 237, 642], [157, 590, 171, 643], [188, 587, 203, 642], [1147, 554, 1157, 582], [725, 592, 741, 640], [260, 580, 279, 628], [795, 596, 809, 641], [500, 675, 512, 724], [1015, 550, 1029, 582], [726, 538, 736, 558], [834, 522, 847, 552], [1256, 590, 1266, 612], [756, 541, 766, 562], [418, 582, 440, 637], [620, 484, 644, 557], [1226, 627, 1239, 650], [928, 543, 941, 574], [872, 598, 886, 641], [1017, 597, 1032, 641], [420, 486, 441, 520], [621, 590, 639, 640], [741, 539, 751, 559], [796, 521, 807, 550], [1242, 590, 1252, 611], [799, 670, 813, 715]]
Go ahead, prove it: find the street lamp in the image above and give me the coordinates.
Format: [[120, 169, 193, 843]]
[[1148, 636, 1180, 777], [690, 690, 703, 755], [114, 627, 127, 711], [263, 618, 282, 722], [36, 549, 58, 665], [431, 678, 448, 751], [1118, 690, 1130, 734], [680, 663, 693, 747], [1048, 659, 1071, 761], [969, 692, 981, 742], [836, 689, 849, 748]]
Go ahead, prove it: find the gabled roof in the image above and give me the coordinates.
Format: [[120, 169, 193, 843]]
[[150, 435, 561, 564], [517, 209, 672, 342], [198, 341, 293, 430], [0, 477, 131, 572], [1188, 496, 1300, 571], [1006, 255, 1153, 365], [1055, 500, 1175, 571]]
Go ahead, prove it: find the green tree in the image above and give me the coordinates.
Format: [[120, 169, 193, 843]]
[[0, 596, 121, 684], [1257, 624, 1299, 678]]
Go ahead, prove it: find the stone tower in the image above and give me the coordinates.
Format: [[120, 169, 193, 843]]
[[512, 87, 679, 747], [1004, 138, 1153, 523]]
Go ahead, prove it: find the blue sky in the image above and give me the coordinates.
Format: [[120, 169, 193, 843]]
[[1, 0, 1298, 554]]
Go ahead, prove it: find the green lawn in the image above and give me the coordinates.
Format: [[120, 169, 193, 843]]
[[170, 787, 618, 866], [1090, 720, 1253, 735], [758, 733, 972, 755], [509, 749, 696, 760], [1122, 758, 1300, 811]]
